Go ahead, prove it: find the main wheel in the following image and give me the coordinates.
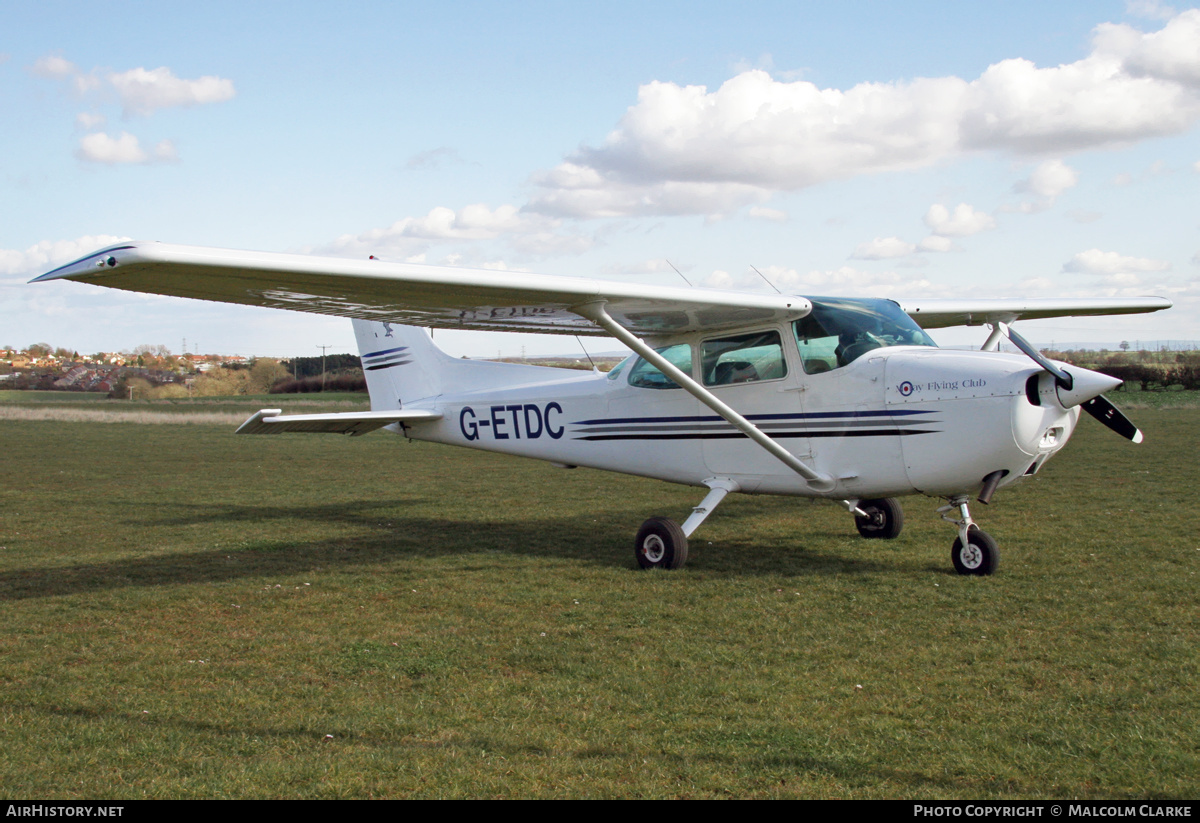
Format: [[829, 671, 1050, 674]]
[[634, 517, 688, 570], [951, 527, 1000, 576], [854, 498, 904, 539]]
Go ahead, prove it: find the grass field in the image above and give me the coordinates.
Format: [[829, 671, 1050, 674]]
[[0, 399, 1195, 798]]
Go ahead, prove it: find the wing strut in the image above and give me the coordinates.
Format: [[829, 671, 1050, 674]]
[[573, 302, 836, 492]]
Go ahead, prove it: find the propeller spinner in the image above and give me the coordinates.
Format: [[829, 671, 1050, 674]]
[[999, 323, 1144, 443]]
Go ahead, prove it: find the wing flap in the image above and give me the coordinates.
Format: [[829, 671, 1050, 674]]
[[236, 408, 442, 436]]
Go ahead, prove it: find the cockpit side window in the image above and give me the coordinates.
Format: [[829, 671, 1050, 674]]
[[606, 353, 635, 381], [793, 298, 936, 373], [793, 314, 840, 374], [627, 343, 693, 389], [701, 330, 786, 386]]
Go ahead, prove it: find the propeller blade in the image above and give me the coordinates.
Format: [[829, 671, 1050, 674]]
[[1081, 394, 1144, 443], [1000, 323, 1072, 390], [997, 323, 1137, 440]]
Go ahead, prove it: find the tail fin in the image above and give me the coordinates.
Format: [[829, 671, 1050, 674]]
[[352, 320, 457, 410], [353, 319, 597, 411]]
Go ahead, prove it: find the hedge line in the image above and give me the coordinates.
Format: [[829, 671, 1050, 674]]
[[1096, 364, 1200, 391]]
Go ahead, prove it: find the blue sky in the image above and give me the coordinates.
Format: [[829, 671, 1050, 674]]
[[3, 1, 1197, 357]]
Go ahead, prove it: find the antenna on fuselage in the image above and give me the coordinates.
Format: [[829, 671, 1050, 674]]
[[665, 259, 693, 288], [575, 335, 598, 372], [750, 265, 782, 294]]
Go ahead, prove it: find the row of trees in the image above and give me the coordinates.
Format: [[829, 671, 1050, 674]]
[[110, 358, 367, 399], [1040, 349, 1200, 391], [12, 342, 184, 369], [1094, 364, 1200, 392]]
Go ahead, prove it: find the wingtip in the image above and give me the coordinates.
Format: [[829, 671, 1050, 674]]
[[30, 242, 142, 284]]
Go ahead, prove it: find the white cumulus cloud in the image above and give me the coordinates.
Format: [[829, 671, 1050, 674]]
[[30, 54, 235, 163], [30, 54, 78, 78], [76, 132, 177, 164], [851, 237, 918, 260], [75, 112, 106, 130], [1023, 159, 1080, 199], [1062, 248, 1172, 274], [850, 204, 991, 263], [528, 11, 1200, 219], [923, 203, 996, 237], [316, 204, 593, 260], [0, 235, 132, 282], [107, 66, 235, 117], [30, 54, 101, 94], [32, 56, 236, 112], [1094, 9, 1200, 88], [1010, 159, 1080, 213]]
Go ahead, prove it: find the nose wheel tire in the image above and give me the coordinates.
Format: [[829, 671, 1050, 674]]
[[854, 497, 904, 539], [635, 516, 688, 570], [951, 527, 999, 576]]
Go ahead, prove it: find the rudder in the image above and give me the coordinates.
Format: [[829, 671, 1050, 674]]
[[352, 320, 454, 410]]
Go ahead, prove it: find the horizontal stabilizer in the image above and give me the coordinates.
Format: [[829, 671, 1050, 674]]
[[236, 408, 441, 436]]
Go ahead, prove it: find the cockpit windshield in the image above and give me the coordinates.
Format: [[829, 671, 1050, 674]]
[[793, 297, 937, 374]]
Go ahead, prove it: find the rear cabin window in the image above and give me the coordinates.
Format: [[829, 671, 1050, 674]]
[[701, 330, 786, 386], [626, 343, 693, 389]]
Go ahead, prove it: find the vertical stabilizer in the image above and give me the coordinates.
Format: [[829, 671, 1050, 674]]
[[353, 319, 599, 412], [352, 320, 455, 410]]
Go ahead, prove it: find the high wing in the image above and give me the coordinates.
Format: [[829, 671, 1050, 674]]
[[897, 297, 1172, 329], [34, 241, 1171, 335], [33, 242, 809, 336]]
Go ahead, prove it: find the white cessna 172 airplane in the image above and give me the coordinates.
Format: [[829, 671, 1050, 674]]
[[36, 242, 1172, 575]]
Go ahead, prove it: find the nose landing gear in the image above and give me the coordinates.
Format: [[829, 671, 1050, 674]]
[[939, 496, 1000, 576]]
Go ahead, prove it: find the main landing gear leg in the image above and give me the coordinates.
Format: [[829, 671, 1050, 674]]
[[634, 479, 738, 570], [939, 496, 1000, 576]]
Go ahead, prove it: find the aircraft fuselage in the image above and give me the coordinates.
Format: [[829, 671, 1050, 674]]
[[391, 345, 1079, 502]]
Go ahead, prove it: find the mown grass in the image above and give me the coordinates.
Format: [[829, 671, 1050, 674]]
[[0, 390, 114, 403], [1110, 388, 1200, 409], [0, 407, 1195, 798], [0, 389, 369, 407], [0, 391, 370, 423]]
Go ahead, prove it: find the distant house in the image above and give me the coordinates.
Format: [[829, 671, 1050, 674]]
[[53, 366, 90, 388]]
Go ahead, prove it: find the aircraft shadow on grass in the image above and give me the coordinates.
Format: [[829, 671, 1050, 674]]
[[0, 500, 895, 600]]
